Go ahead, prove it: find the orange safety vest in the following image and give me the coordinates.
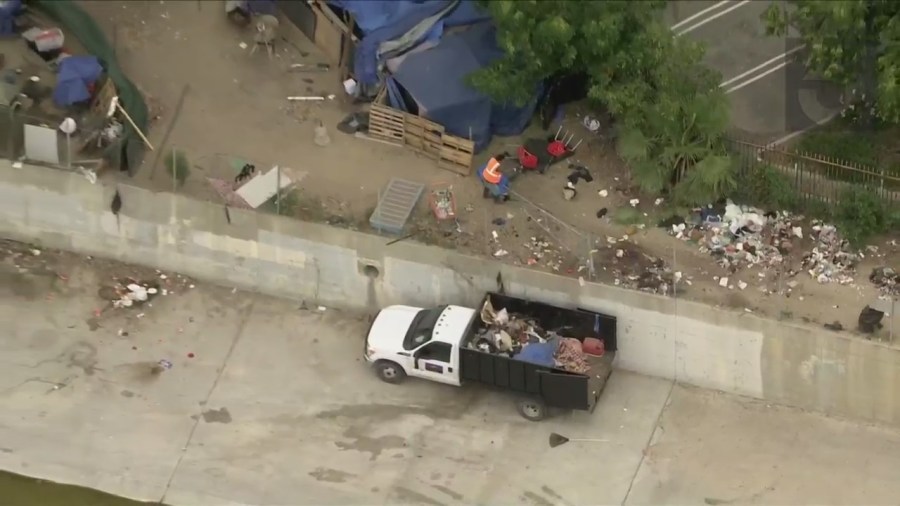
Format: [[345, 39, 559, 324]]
[[482, 158, 502, 184]]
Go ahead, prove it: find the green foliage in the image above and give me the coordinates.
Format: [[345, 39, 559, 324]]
[[796, 130, 879, 167], [833, 185, 892, 245], [764, 0, 900, 124], [473, 0, 735, 202], [165, 150, 190, 186], [265, 189, 301, 216]]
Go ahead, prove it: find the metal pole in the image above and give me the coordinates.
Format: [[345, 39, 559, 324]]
[[171, 149, 176, 191], [276, 165, 281, 215], [888, 297, 897, 344], [65, 131, 71, 169]]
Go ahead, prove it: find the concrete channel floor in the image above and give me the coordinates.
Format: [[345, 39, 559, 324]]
[[2, 256, 900, 505]]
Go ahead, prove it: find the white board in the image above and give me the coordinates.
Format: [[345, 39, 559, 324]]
[[24, 124, 60, 165], [235, 166, 293, 208]]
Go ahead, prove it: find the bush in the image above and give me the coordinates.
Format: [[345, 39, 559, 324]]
[[796, 130, 879, 168], [833, 186, 892, 246], [733, 164, 798, 211]]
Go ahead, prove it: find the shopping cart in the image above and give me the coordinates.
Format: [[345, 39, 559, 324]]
[[428, 183, 457, 221]]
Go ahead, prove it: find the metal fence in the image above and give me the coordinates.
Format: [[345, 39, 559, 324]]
[[727, 138, 900, 208]]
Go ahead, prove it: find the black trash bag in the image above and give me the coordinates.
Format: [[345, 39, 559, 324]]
[[337, 112, 369, 134], [857, 305, 885, 334]]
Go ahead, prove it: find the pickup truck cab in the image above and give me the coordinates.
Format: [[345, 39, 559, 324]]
[[364, 292, 617, 421]]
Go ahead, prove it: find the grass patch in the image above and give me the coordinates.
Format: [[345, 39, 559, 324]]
[[794, 121, 900, 189]]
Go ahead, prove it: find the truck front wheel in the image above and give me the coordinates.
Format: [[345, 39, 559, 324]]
[[517, 398, 547, 422], [374, 360, 406, 384]]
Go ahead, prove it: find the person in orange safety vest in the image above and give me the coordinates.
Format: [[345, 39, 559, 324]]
[[482, 155, 503, 184]]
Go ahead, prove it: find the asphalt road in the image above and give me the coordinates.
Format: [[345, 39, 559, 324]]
[[3, 252, 900, 505], [666, 0, 844, 144]]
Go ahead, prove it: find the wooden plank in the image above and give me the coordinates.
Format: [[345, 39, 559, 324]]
[[310, 0, 358, 41]]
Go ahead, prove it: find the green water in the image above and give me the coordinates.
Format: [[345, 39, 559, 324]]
[[0, 471, 163, 505]]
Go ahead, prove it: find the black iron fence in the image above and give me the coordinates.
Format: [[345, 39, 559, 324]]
[[727, 138, 900, 208]]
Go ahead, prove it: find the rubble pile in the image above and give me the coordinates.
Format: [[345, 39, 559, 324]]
[[667, 200, 860, 286], [467, 298, 593, 374], [600, 242, 680, 296]]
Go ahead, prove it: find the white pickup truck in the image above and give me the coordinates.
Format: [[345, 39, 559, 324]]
[[364, 292, 617, 421]]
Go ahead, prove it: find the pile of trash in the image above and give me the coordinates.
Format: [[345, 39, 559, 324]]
[[466, 298, 593, 374], [99, 278, 163, 309], [870, 266, 900, 296], [799, 221, 860, 285], [665, 200, 860, 285]]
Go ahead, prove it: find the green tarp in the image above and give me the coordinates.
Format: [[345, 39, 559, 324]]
[[33, 0, 149, 175]]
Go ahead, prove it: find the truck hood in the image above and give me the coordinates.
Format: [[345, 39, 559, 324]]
[[367, 305, 422, 350]]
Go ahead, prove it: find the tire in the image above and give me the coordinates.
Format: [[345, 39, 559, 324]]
[[374, 360, 406, 384], [516, 398, 547, 422]]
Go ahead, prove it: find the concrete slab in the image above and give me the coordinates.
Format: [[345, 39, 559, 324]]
[[163, 298, 674, 505], [625, 385, 900, 505]]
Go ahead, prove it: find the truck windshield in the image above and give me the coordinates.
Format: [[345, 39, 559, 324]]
[[402, 306, 447, 350]]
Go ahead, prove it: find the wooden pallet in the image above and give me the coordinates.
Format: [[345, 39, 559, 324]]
[[439, 135, 475, 176], [404, 115, 444, 157], [367, 100, 474, 175], [368, 104, 405, 143]]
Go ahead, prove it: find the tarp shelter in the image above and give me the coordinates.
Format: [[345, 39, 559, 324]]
[[386, 23, 540, 152], [53, 55, 103, 107], [328, 0, 490, 87]]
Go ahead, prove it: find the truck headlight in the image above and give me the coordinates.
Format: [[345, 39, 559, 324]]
[[366, 347, 375, 358]]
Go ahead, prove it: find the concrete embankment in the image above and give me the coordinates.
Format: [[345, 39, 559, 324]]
[[1, 161, 898, 425]]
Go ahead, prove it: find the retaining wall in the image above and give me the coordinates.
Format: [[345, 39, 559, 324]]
[[2, 162, 899, 425]]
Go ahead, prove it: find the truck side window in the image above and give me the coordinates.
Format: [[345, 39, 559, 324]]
[[416, 342, 452, 363]]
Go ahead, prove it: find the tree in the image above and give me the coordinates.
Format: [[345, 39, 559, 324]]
[[472, 0, 735, 204], [764, 0, 900, 125]]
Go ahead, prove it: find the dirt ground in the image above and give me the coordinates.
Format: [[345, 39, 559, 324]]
[[76, 0, 899, 337]]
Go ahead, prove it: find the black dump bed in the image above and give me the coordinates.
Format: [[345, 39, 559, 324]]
[[458, 292, 617, 412]]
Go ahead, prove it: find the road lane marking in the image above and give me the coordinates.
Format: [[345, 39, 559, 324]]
[[719, 45, 806, 88], [669, 0, 733, 31], [675, 0, 752, 36], [723, 60, 789, 94]]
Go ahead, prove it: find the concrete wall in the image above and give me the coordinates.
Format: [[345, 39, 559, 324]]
[[2, 162, 899, 425]]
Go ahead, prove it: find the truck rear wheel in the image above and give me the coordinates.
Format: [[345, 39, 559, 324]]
[[517, 398, 547, 421], [374, 360, 406, 384]]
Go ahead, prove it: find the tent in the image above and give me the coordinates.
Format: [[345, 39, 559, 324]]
[[328, 0, 489, 87], [53, 55, 103, 107], [387, 23, 540, 152]]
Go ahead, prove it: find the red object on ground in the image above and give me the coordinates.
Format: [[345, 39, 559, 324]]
[[582, 337, 605, 357], [187, 352, 195, 358]]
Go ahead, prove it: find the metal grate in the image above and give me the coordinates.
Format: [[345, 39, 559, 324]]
[[369, 178, 425, 235]]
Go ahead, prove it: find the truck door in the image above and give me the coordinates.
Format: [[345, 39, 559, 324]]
[[410, 342, 460, 386]]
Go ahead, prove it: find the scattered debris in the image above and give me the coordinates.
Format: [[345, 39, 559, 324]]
[[467, 297, 594, 374]]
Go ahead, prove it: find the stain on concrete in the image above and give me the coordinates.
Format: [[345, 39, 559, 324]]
[[522, 491, 554, 506], [120, 390, 135, 398], [431, 484, 463, 501], [85, 317, 100, 331], [308, 467, 356, 483], [430, 472, 441, 480], [0, 448, 12, 453], [201, 407, 233, 424], [541, 486, 565, 501], [334, 428, 405, 461], [392, 487, 446, 506]]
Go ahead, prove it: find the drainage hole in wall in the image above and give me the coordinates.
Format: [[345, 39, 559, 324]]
[[362, 264, 380, 279]]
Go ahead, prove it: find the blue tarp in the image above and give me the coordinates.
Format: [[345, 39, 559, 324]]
[[53, 55, 102, 107], [329, 0, 490, 87], [389, 23, 540, 151], [514, 341, 558, 369]]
